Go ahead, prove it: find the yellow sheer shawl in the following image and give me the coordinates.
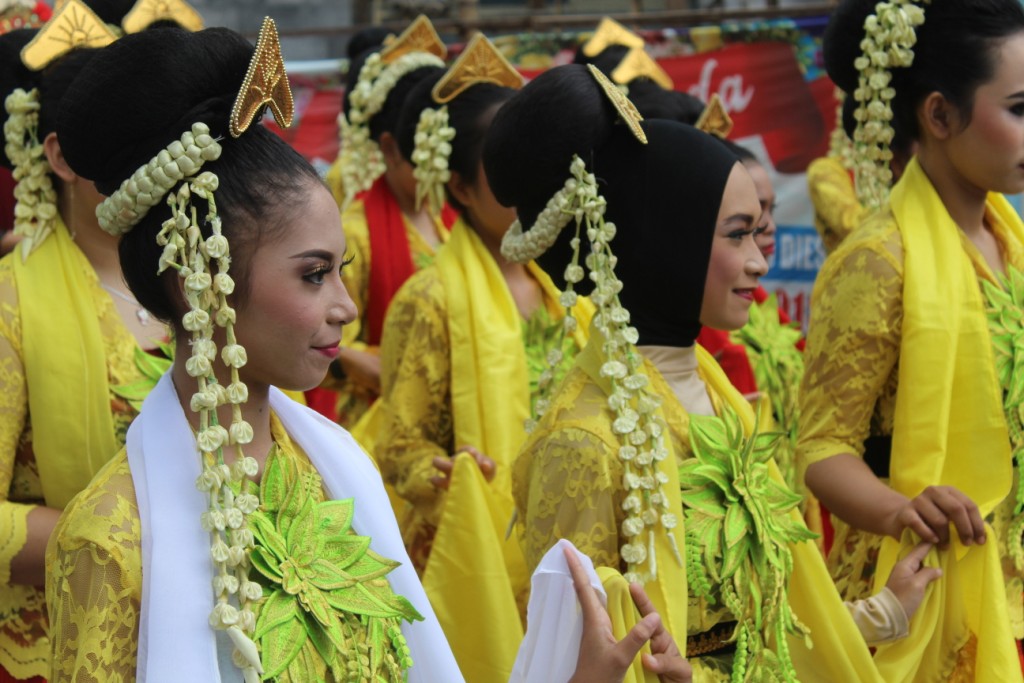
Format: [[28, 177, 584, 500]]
[[576, 333, 883, 682], [15, 216, 117, 509], [422, 217, 590, 682], [872, 158, 1021, 682]]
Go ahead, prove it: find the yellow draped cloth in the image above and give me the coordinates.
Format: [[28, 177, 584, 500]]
[[570, 332, 883, 682], [421, 219, 590, 682], [15, 217, 117, 510], [870, 158, 1021, 682]]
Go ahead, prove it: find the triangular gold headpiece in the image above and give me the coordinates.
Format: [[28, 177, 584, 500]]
[[695, 94, 733, 139], [122, 0, 204, 34], [582, 17, 643, 58], [379, 14, 445, 65], [611, 46, 672, 90], [230, 17, 293, 138], [432, 33, 523, 104], [587, 63, 646, 144], [21, 0, 117, 71]]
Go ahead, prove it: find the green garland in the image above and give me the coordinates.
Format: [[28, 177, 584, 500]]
[[730, 295, 804, 492], [679, 408, 815, 682], [982, 266, 1024, 571]]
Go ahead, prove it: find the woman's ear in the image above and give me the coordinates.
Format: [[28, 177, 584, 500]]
[[377, 131, 404, 167], [447, 169, 473, 209], [918, 91, 958, 141], [42, 131, 77, 184]]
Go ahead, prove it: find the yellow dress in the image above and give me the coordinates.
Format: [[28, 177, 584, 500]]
[[45, 416, 411, 682], [797, 199, 1024, 638], [321, 195, 449, 427], [806, 156, 863, 255], [515, 340, 884, 682], [0, 247, 147, 679]]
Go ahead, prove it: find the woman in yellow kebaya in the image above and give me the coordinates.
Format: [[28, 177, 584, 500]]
[[799, 0, 1024, 678]]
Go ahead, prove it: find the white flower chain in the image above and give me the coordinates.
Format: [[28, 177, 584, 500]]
[[97, 123, 222, 237], [828, 88, 855, 172], [411, 105, 454, 215], [129, 129, 262, 681], [506, 155, 679, 583], [340, 51, 444, 207], [852, 0, 929, 209], [4, 88, 57, 260]]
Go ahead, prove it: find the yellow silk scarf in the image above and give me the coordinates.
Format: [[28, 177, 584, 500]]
[[872, 158, 1021, 682], [424, 217, 591, 682], [578, 333, 883, 682], [14, 216, 117, 509]]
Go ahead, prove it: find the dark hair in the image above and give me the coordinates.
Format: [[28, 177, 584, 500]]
[[347, 26, 392, 60], [825, 0, 1024, 141], [485, 64, 740, 346], [572, 43, 630, 75], [343, 47, 442, 141], [627, 80, 705, 125], [396, 72, 516, 212], [57, 27, 322, 325], [718, 138, 758, 164]]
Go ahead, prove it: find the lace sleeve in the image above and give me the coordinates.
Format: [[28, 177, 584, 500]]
[[797, 218, 903, 469], [807, 157, 864, 255], [376, 268, 452, 523], [0, 258, 33, 584], [46, 452, 141, 682], [514, 421, 624, 574]]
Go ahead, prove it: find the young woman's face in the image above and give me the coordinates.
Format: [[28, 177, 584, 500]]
[[743, 160, 777, 259], [232, 181, 357, 392], [946, 32, 1024, 195], [700, 163, 767, 331]]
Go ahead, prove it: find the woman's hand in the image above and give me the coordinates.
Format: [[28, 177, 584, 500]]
[[565, 546, 692, 683], [889, 486, 986, 547], [430, 446, 496, 490], [336, 348, 381, 396], [884, 541, 943, 620]]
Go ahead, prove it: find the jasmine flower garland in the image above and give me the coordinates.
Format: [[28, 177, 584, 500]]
[[4, 87, 58, 260], [410, 105, 454, 215], [851, 0, 929, 209]]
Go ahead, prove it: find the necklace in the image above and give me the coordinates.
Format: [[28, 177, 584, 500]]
[[100, 282, 152, 326]]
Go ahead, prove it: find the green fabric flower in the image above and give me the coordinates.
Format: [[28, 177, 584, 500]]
[[982, 267, 1024, 570], [679, 408, 815, 682], [730, 295, 804, 491], [111, 342, 174, 410], [248, 453, 422, 681]]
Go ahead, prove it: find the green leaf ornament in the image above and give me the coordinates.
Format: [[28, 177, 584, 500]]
[[248, 454, 422, 681], [680, 407, 816, 682], [982, 266, 1024, 572], [111, 343, 174, 410]]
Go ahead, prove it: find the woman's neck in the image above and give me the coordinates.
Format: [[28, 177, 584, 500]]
[[170, 335, 275, 470], [469, 212, 542, 318], [916, 143, 989, 237], [384, 170, 441, 248], [60, 186, 121, 276]]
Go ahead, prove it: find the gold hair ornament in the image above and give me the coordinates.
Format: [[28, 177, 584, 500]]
[[4, 88, 57, 259], [588, 63, 647, 144], [582, 17, 644, 57], [694, 93, 733, 139], [431, 32, 524, 104], [411, 33, 523, 214], [503, 154, 679, 584], [230, 16, 293, 138], [610, 45, 673, 90], [340, 15, 446, 206], [20, 0, 117, 71], [852, 0, 929, 209], [122, 0, 204, 34]]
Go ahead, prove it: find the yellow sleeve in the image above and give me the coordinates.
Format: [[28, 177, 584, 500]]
[[0, 258, 34, 584], [376, 268, 452, 523], [797, 218, 903, 469], [325, 154, 347, 208], [807, 157, 864, 254], [46, 451, 142, 682], [514, 421, 624, 574]]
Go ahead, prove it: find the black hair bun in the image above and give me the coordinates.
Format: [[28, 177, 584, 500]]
[[57, 27, 253, 195], [823, 0, 876, 93]]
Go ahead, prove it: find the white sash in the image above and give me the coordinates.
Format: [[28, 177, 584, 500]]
[[128, 372, 463, 682]]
